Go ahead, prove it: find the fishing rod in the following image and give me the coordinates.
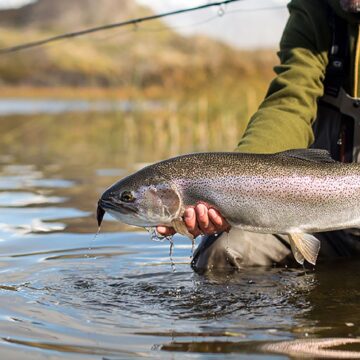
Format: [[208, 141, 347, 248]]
[[0, 0, 246, 55]]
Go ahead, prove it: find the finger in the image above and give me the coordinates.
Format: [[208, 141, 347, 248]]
[[208, 208, 231, 232], [196, 204, 211, 234], [156, 226, 175, 236], [184, 207, 196, 229], [202, 221, 216, 235], [208, 208, 224, 228], [184, 208, 202, 237]]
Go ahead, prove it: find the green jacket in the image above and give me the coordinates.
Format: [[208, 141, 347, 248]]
[[237, 0, 360, 153]]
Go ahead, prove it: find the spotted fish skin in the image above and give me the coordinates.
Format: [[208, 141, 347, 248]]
[[147, 151, 360, 234], [98, 149, 360, 264]]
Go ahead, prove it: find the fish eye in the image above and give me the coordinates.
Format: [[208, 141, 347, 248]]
[[120, 191, 135, 203]]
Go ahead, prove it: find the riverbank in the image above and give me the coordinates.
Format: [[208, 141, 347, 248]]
[[0, 86, 160, 100]]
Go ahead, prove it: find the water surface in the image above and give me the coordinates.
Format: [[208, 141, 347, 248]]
[[0, 98, 161, 115], [0, 102, 359, 359]]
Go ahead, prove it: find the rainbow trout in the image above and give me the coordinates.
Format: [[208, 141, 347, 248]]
[[97, 149, 360, 265]]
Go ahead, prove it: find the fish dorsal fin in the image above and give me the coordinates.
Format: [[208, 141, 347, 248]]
[[277, 149, 336, 163], [288, 233, 321, 265]]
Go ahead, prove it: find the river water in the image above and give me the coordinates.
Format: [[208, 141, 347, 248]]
[[1, 99, 360, 359]]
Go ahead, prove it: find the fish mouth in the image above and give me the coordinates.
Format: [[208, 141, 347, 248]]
[[97, 201, 106, 227], [97, 199, 138, 227]]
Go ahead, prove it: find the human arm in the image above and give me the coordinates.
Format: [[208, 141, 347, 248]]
[[158, 0, 330, 237], [237, 0, 330, 153]]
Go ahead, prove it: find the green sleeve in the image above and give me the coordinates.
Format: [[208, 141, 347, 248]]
[[237, 0, 330, 154]]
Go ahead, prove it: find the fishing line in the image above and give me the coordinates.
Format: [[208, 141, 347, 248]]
[[94, 14, 219, 43], [134, 4, 286, 33], [227, 4, 286, 15], [0, 0, 243, 54], [0, 0, 284, 54], [90, 26, 135, 43], [134, 14, 220, 34], [87, 4, 286, 43]]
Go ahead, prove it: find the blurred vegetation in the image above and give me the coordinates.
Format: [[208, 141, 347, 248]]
[[0, 0, 277, 95], [0, 1, 284, 230], [0, 101, 253, 168], [0, 0, 280, 156], [0, 106, 255, 228]]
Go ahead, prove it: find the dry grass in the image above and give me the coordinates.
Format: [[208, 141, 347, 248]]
[[0, 23, 278, 93]]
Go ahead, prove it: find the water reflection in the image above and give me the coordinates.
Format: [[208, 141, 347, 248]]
[[0, 98, 161, 115], [0, 192, 65, 207], [304, 260, 360, 338]]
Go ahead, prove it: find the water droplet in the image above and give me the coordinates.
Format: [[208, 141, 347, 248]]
[[225, 232, 230, 263], [168, 236, 176, 272], [86, 226, 101, 258], [145, 228, 176, 271], [190, 237, 196, 258]]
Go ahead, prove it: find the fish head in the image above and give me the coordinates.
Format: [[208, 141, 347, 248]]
[[97, 170, 182, 228]]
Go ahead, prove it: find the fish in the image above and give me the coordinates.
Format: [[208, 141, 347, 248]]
[[97, 149, 360, 265]]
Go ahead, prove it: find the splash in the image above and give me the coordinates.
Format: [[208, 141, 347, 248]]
[[94, 225, 101, 242], [145, 227, 166, 243], [191, 237, 195, 259], [85, 226, 101, 259], [145, 227, 176, 272], [168, 236, 176, 272]]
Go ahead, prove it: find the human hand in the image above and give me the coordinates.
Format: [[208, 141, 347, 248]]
[[157, 203, 231, 238]]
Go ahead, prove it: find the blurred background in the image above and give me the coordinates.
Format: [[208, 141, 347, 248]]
[[0, 0, 291, 237], [0, 0, 289, 166], [0, 0, 293, 233]]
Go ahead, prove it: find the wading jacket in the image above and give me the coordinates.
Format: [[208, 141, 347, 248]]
[[237, 0, 360, 154]]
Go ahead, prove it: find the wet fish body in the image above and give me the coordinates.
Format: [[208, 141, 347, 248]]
[[98, 150, 360, 265]]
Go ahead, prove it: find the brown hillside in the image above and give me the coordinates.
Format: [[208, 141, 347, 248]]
[[0, 0, 278, 93], [0, 0, 150, 30]]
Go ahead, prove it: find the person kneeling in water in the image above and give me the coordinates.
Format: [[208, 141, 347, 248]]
[[158, 0, 360, 271]]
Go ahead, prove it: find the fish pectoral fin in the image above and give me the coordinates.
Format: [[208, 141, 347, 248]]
[[171, 219, 194, 239], [288, 233, 320, 265]]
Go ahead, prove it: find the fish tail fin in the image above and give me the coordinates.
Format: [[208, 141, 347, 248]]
[[288, 233, 320, 265]]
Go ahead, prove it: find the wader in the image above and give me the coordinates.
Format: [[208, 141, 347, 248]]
[[191, 10, 360, 272]]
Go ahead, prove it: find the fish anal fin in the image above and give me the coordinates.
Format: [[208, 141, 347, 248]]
[[288, 235, 305, 265], [288, 233, 320, 265], [278, 149, 336, 163], [171, 219, 194, 239]]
